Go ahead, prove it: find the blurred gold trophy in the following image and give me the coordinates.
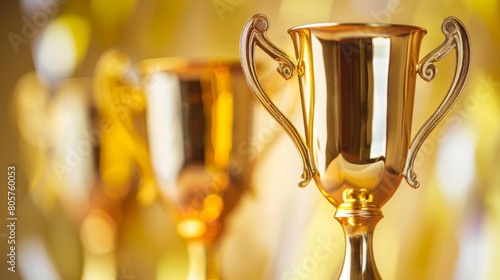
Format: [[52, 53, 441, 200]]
[[240, 14, 470, 279], [95, 50, 254, 279], [14, 73, 131, 279]]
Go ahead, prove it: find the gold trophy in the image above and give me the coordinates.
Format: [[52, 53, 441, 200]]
[[94, 50, 255, 279], [240, 14, 470, 279]]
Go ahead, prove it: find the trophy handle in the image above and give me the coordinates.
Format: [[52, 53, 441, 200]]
[[404, 17, 471, 188], [94, 49, 158, 204], [240, 13, 314, 187]]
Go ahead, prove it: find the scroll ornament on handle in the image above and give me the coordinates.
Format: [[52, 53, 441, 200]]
[[240, 14, 315, 188], [403, 16, 471, 188]]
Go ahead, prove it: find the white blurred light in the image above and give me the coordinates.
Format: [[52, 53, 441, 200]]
[[49, 83, 92, 208], [436, 126, 476, 202], [20, 0, 40, 15], [145, 72, 184, 200], [454, 222, 489, 279], [34, 19, 76, 85], [20, 0, 64, 16], [19, 235, 62, 280], [370, 37, 390, 158]]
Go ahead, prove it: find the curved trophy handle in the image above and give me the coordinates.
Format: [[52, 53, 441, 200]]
[[404, 17, 471, 188], [240, 13, 314, 187], [94, 49, 158, 205]]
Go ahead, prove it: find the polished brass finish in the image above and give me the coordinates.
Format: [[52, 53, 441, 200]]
[[405, 17, 471, 188], [240, 14, 471, 279], [240, 15, 314, 188], [336, 214, 382, 280]]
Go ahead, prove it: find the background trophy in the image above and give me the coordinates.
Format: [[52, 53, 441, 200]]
[[13, 74, 133, 279], [94, 49, 255, 279], [240, 14, 470, 279]]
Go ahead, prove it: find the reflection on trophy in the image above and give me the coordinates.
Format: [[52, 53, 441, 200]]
[[94, 49, 255, 279], [240, 14, 470, 279]]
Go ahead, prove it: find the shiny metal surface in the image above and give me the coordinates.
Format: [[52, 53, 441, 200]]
[[240, 13, 470, 280], [241, 14, 470, 209], [405, 17, 471, 188], [336, 214, 382, 280], [240, 15, 314, 188], [289, 22, 427, 208]]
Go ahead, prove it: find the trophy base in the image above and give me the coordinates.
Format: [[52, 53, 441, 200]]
[[334, 189, 383, 280]]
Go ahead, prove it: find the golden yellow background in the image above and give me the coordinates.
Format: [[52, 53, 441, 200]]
[[1, 0, 499, 279]]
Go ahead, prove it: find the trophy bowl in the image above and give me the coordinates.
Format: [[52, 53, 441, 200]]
[[240, 14, 470, 279]]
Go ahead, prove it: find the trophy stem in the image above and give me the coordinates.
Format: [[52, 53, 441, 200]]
[[334, 190, 383, 280], [178, 218, 221, 280], [205, 241, 219, 280], [186, 240, 220, 280]]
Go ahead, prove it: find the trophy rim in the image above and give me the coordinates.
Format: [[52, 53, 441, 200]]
[[138, 57, 239, 76], [288, 22, 427, 35]]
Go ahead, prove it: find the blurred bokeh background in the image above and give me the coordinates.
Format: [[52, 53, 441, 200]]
[[1, 0, 499, 279]]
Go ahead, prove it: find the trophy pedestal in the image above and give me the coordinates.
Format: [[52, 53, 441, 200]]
[[334, 189, 383, 280]]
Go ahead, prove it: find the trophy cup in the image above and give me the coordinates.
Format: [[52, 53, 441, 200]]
[[94, 50, 255, 279], [240, 14, 470, 279], [13, 73, 130, 279]]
